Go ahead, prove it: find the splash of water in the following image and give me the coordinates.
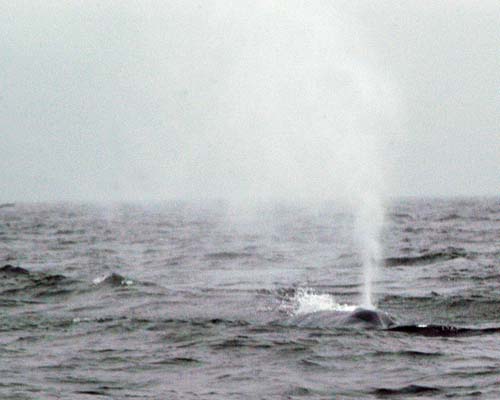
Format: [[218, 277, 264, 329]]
[[284, 288, 357, 316]]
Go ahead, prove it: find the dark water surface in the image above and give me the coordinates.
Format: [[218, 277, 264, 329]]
[[1, 198, 500, 399]]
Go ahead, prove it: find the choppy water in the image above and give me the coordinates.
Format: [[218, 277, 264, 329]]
[[1, 198, 499, 399]]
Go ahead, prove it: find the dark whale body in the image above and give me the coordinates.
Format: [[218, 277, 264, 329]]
[[342, 308, 396, 328], [387, 324, 500, 337], [290, 307, 500, 337], [290, 307, 396, 329]]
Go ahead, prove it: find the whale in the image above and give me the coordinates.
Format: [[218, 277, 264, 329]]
[[289, 307, 396, 329], [387, 324, 500, 337], [341, 308, 396, 328], [289, 307, 500, 337]]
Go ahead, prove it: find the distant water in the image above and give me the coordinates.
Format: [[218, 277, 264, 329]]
[[1, 198, 500, 399]]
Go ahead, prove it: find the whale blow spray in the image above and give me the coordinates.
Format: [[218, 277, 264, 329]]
[[187, 1, 398, 306]]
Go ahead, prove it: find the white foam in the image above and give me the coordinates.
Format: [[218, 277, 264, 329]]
[[287, 288, 357, 316], [72, 317, 90, 324], [92, 275, 106, 285]]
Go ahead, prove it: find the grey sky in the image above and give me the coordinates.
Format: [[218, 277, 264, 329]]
[[1, 1, 499, 202]]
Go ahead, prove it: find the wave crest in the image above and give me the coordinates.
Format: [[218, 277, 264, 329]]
[[92, 273, 134, 287]]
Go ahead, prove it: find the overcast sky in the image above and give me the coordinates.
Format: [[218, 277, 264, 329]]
[[1, 1, 499, 202]]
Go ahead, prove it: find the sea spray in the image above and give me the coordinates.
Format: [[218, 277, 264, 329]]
[[355, 194, 385, 308], [346, 118, 387, 308], [196, 2, 395, 305], [282, 288, 357, 315]]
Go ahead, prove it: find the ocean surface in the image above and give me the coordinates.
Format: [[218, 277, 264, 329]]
[[1, 198, 499, 399]]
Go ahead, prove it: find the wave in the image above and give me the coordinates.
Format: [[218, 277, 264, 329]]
[[385, 247, 467, 267], [437, 213, 461, 222], [0, 264, 30, 276], [205, 251, 253, 260], [373, 384, 441, 396], [92, 273, 134, 287], [0, 264, 73, 298], [150, 357, 201, 366], [127, 317, 251, 332], [0, 265, 138, 301], [210, 337, 272, 350], [390, 212, 414, 220], [373, 350, 443, 358]]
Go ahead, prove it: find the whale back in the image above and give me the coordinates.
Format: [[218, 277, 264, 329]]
[[288, 307, 396, 329], [340, 308, 396, 328]]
